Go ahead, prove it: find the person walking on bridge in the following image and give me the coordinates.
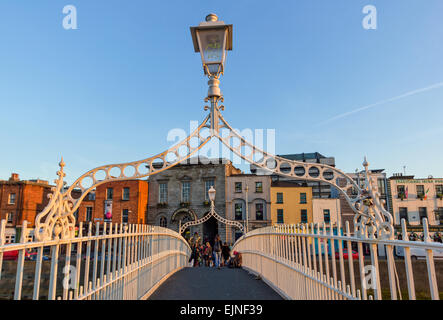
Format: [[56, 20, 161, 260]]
[[203, 242, 212, 267], [213, 234, 223, 269], [221, 242, 231, 267]]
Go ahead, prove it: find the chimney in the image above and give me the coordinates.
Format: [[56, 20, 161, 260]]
[[9, 173, 19, 182]]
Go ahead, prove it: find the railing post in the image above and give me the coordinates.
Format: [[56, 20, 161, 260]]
[[14, 220, 28, 300], [401, 219, 415, 300], [423, 218, 439, 300], [0, 219, 6, 281]]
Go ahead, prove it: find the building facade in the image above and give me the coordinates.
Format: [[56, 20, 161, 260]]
[[76, 179, 149, 226], [270, 181, 313, 225], [251, 152, 338, 199], [146, 158, 241, 244], [226, 174, 272, 242], [312, 198, 341, 226], [388, 175, 443, 227], [0, 173, 52, 243]]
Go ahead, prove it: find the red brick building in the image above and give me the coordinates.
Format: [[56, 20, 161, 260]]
[[0, 173, 53, 242], [77, 180, 149, 225], [0, 174, 149, 242]]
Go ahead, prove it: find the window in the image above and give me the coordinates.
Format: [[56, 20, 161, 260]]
[[86, 207, 93, 222], [182, 182, 190, 203], [6, 213, 13, 224], [276, 192, 283, 204], [122, 209, 129, 224], [436, 185, 443, 195], [277, 209, 284, 224], [122, 188, 130, 200], [399, 207, 408, 224], [159, 183, 168, 203], [235, 203, 243, 220], [159, 217, 167, 228], [323, 209, 330, 223], [438, 208, 443, 224], [377, 179, 386, 195], [88, 193, 95, 201], [255, 182, 263, 193], [8, 193, 16, 205], [106, 188, 113, 200], [5, 234, 15, 244], [397, 185, 405, 196], [235, 182, 242, 193], [419, 207, 427, 224], [300, 193, 307, 204], [205, 180, 214, 201], [351, 179, 359, 195], [301, 209, 308, 223], [256, 203, 264, 221], [416, 185, 425, 197]]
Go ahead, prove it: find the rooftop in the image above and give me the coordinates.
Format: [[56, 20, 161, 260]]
[[278, 152, 330, 161]]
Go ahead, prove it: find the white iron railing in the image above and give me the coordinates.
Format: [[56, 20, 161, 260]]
[[232, 218, 443, 300], [0, 220, 190, 300]]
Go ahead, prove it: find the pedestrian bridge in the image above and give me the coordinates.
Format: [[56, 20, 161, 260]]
[[0, 220, 442, 300]]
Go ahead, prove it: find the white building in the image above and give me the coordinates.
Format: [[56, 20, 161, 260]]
[[388, 175, 443, 226]]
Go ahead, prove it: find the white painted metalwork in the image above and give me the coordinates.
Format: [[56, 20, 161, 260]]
[[34, 117, 211, 242], [180, 186, 244, 234], [0, 220, 190, 300], [215, 113, 394, 240], [232, 218, 443, 300]]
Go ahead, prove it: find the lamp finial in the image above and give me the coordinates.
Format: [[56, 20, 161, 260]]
[[206, 13, 218, 22]]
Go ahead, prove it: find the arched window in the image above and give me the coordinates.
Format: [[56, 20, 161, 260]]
[[159, 216, 167, 228]]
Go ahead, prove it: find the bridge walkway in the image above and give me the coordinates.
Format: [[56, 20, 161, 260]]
[[148, 266, 283, 300]]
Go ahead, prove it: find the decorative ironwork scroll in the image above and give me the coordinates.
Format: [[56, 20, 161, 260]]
[[35, 77, 394, 241], [34, 116, 212, 241], [180, 202, 244, 235], [213, 111, 394, 239]]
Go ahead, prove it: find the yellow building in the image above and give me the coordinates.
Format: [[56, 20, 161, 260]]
[[270, 181, 313, 225]]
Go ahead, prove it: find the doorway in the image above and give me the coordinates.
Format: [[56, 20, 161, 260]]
[[203, 215, 218, 246]]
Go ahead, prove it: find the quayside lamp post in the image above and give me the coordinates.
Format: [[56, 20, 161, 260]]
[[190, 13, 232, 133]]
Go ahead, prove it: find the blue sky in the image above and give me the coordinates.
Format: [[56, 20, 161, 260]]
[[0, 0, 442, 184]]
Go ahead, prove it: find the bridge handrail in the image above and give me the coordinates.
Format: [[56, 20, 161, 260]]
[[0, 219, 190, 300], [232, 218, 442, 300]]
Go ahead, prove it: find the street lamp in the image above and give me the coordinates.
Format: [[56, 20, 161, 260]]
[[190, 13, 232, 79], [208, 185, 216, 203], [191, 14, 233, 134]]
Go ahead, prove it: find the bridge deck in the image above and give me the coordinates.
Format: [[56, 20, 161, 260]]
[[148, 267, 283, 300]]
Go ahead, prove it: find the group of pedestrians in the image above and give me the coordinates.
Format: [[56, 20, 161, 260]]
[[188, 232, 232, 268]]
